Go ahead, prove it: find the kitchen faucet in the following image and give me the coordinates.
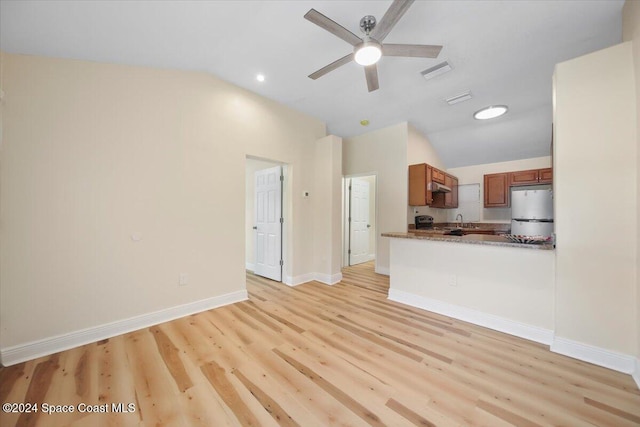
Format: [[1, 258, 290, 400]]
[[456, 214, 464, 228]]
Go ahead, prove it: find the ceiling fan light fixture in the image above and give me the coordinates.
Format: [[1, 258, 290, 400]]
[[474, 105, 508, 120], [354, 38, 382, 66]]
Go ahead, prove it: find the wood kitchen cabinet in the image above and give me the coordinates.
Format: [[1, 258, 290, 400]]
[[539, 168, 553, 183], [484, 173, 510, 207], [431, 173, 459, 208], [432, 168, 446, 184], [485, 167, 553, 207], [510, 169, 540, 185], [509, 168, 554, 185], [408, 163, 433, 206], [409, 164, 458, 208]]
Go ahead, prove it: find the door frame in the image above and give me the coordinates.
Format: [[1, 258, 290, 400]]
[[342, 173, 378, 268]]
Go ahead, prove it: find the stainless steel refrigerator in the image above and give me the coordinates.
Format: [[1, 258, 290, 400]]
[[511, 187, 554, 237]]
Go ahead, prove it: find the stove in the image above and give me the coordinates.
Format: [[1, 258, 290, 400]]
[[415, 215, 434, 229]]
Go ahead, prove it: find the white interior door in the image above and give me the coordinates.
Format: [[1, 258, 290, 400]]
[[254, 166, 282, 281], [349, 178, 370, 266]]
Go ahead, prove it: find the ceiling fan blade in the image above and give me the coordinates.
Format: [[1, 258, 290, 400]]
[[308, 53, 354, 80], [370, 0, 415, 42], [304, 9, 362, 46], [364, 64, 379, 92], [382, 43, 443, 58]]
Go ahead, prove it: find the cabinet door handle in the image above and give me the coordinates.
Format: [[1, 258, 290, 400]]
[[252, 226, 257, 230]]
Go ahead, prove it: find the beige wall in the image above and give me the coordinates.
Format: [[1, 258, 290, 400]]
[[448, 156, 552, 223], [343, 123, 408, 274], [0, 53, 328, 352], [313, 135, 343, 282], [623, 0, 640, 367], [553, 42, 637, 355]]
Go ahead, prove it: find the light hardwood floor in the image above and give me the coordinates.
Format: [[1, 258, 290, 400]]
[[1, 261, 639, 426]]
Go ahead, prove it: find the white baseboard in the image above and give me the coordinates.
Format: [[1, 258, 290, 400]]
[[283, 272, 342, 286], [314, 272, 342, 285], [388, 288, 554, 345], [283, 272, 315, 287], [633, 358, 640, 390], [245, 262, 255, 272], [375, 265, 390, 276], [550, 337, 637, 374], [0, 290, 248, 367]]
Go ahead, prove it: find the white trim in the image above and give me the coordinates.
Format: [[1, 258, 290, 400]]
[[0, 290, 247, 367], [245, 262, 255, 272], [550, 337, 636, 374], [283, 273, 315, 287], [633, 358, 640, 390], [314, 272, 343, 286], [388, 288, 554, 345], [375, 265, 390, 276], [283, 272, 342, 287]]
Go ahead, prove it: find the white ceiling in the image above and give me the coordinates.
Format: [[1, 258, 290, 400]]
[[0, 0, 624, 167]]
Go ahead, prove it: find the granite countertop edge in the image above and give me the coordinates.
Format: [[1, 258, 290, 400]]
[[382, 231, 554, 250]]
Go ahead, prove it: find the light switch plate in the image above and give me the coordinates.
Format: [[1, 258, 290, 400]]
[[179, 273, 189, 286]]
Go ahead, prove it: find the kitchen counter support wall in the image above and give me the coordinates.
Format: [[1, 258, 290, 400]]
[[388, 238, 555, 344]]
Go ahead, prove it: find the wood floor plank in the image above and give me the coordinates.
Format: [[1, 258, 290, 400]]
[[1, 261, 639, 427]]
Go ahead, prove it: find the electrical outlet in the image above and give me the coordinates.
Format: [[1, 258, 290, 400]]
[[447, 274, 457, 287], [179, 273, 189, 286]]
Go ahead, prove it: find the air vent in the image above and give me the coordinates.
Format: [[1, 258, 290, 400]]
[[445, 91, 473, 105], [420, 61, 452, 81]]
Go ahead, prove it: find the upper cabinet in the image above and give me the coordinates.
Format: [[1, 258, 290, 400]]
[[484, 167, 553, 208], [432, 168, 446, 184], [408, 163, 433, 206], [484, 173, 510, 207], [510, 168, 553, 185], [432, 173, 458, 208], [538, 168, 553, 184], [408, 164, 458, 208]]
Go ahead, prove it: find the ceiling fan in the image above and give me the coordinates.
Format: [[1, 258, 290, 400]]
[[304, 0, 443, 92]]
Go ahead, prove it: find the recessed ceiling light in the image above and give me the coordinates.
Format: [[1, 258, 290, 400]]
[[474, 105, 508, 120], [256, 74, 265, 82]]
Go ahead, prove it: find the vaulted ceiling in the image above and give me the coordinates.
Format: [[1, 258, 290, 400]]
[[0, 1, 624, 167]]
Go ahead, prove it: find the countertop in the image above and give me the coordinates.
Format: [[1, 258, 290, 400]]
[[382, 231, 554, 250]]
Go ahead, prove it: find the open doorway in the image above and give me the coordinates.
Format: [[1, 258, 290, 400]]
[[245, 156, 287, 282], [343, 174, 377, 267]]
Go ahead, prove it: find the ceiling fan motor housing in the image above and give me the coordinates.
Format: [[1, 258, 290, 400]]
[[359, 15, 377, 34]]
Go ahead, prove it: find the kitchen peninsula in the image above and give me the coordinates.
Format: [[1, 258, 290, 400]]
[[382, 230, 556, 345]]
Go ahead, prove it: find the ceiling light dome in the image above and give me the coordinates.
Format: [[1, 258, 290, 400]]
[[474, 105, 508, 120], [354, 38, 382, 66]]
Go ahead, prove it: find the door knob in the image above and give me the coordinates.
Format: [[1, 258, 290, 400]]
[[367, 224, 371, 228], [252, 226, 257, 230]]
